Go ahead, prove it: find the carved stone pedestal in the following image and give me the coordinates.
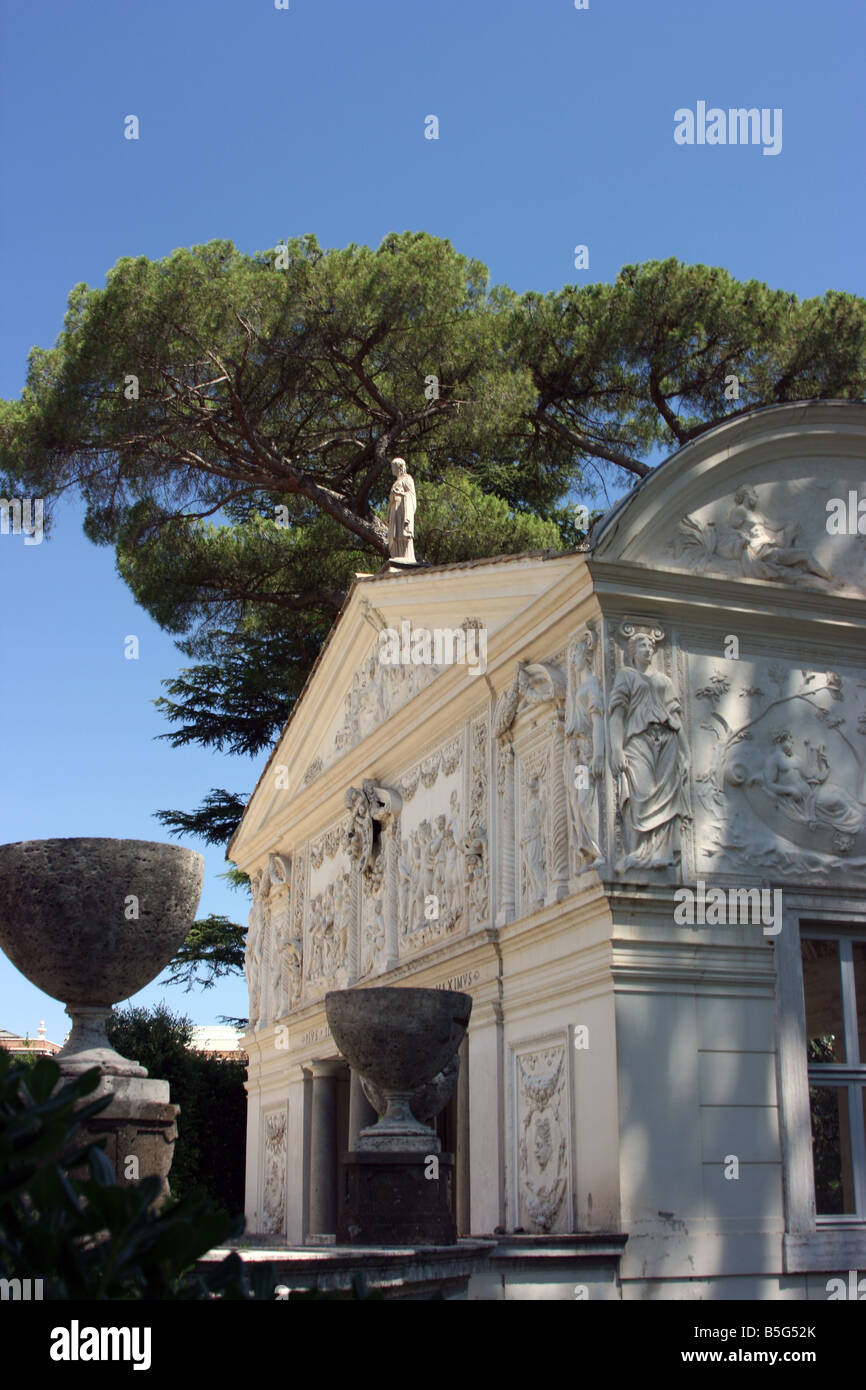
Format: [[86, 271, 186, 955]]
[[338, 1152, 456, 1246], [67, 1074, 179, 1201]]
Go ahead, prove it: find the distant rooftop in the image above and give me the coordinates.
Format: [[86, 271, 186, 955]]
[[189, 1025, 245, 1053], [0, 1020, 62, 1054]]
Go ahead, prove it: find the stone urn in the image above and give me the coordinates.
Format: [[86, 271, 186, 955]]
[[360, 1054, 460, 1130], [0, 838, 204, 1076], [325, 987, 471, 1152], [0, 838, 204, 1195]]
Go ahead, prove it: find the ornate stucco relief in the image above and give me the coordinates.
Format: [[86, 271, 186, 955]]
[[606, 621, 691, 875], [514, 1040, 570, 1235], [261, 1109, 287, 1236], [690, 653, 866, 879], [667, 477, 865, 595]]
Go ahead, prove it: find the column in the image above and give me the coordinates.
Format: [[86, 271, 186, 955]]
[[348, 1068, 377, 1148], [456, 1034, 471, 1236], [307, 1059, 343, 1240], [244, 1039, 261, 1234], [468, 1002, 505, 1234], [496, 736, 515, 926], [285, 1068, 306, 1244]]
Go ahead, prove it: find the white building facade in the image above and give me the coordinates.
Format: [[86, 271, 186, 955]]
[[229, 401, 866, 1297]]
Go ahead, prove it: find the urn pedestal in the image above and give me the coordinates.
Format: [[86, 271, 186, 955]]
[[0, 838, 204, 1197], [70, 1075, 180, 1200], [325, 986, 471, 1246], [338, 1152, 456, 1245]]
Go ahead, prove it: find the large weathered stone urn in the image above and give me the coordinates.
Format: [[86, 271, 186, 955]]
[[326, 987, 471, 1152], [0, 838, 204, 1191], [326, 986, 472, 1244]]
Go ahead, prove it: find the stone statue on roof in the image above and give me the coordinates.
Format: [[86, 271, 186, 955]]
[[387, 456, 417, 563]]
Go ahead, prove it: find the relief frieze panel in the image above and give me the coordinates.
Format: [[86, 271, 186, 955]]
[[515, 1042, 570, 1235], [667, 477, 865, 595], [261, 1110, 287, 1236], [690, 653, 866, 880], [605, 621, 691, 877]]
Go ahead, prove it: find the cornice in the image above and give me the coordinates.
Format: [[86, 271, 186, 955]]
[[589, 560, 866, 638]]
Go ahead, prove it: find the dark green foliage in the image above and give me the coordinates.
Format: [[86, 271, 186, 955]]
[[105, 1003, 247, 1219], [0, 1050, 274, 1299], [161, 913, 247, 989], [155, 791, 250, 846]]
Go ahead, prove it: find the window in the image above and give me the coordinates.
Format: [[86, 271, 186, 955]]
[[801, 933, 866, 1219]]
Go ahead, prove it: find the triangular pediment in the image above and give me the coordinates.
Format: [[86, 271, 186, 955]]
[[230, 551, 579, 862]]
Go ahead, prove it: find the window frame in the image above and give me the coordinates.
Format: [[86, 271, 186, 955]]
[[801, 930, 866, 1221], [775, 888, 866, 1273]]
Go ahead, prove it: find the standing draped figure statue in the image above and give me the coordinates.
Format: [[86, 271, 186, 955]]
[[608, 630, 690, 872], [387, 456, 417, 562]]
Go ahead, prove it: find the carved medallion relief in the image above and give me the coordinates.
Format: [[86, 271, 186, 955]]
[[690, 652, 866, 880]]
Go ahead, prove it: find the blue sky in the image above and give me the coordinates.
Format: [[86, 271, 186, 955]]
[[1, 0, 863, 1042]]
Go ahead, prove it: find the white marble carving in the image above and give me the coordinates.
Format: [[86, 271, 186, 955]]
[[495, 735, 516, 924], [261, 1110, 287, 1235], [387, 456, 417, 563], [493, 670, 521, 740], [245, 867, 266, 1030], [672, 484, 836, 587], [345, 781, 401, 878], [519, 661, 567, 714], [401, 799, 465, 946], [496, 658, 571, 914], [345, 785, 376, 873], [305, 867, 352, 988], [609, 625, 690, 872], [311, 824, 344, 870], [694, 660, 866, 877], [462, 827, 488, 924], [565, 629, 605, 872], [270, 856, 301, 1018], [399, 736, 463, 801], [292, 849, 306, 989], [463, 716, 490, 927], [361, 891, 386, 977], [303, 757, 324, 786], [520, 764, 548, 908], [516, 1044, 569, 1234], [335, 648, 440, 755]]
